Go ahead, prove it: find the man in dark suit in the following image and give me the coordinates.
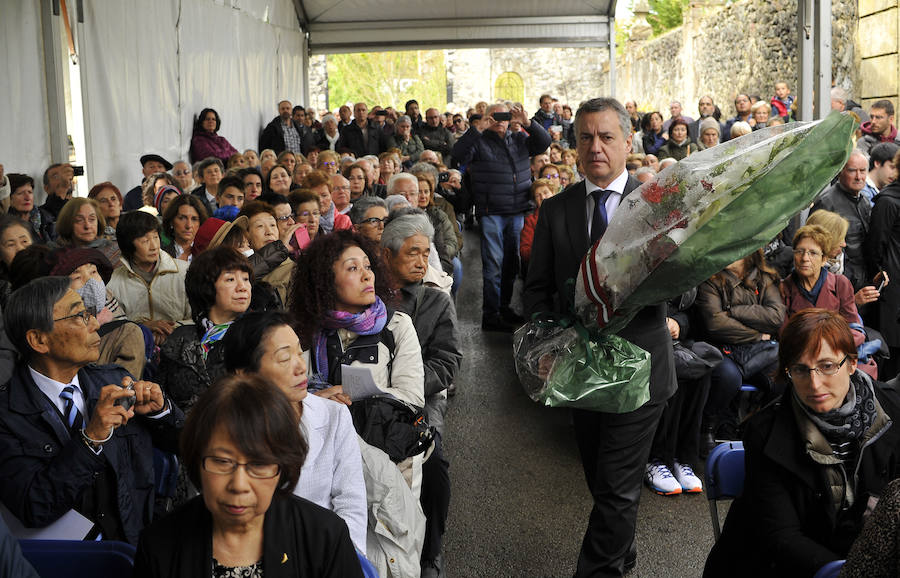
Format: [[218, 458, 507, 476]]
[[337, 102, 389, 158], [523, 97, 677, 577]]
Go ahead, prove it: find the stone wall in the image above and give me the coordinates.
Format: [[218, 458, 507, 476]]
[[614, 0, 859, 119], [858, 0, 900, 111]]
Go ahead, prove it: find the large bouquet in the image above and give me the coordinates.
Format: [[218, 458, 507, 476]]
[[514, 112, 856, 412]]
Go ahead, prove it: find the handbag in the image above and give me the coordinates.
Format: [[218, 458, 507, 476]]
[[673, 340, 723, 381], [721, 340, 779, 378], [349, 396, 435, 463]]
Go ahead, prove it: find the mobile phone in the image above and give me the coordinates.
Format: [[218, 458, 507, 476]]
[[294, 225, 311, 250], [877, 278, 887, 292], [114, 381, 135, 412], [492, 112, 512, 122], [376, 110, 387, 117], [550, 124, 563, 133], [72, 165, 85, 177], [469, 114, 482, 122]]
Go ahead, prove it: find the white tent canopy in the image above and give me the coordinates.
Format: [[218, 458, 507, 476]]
[[295, 0, 615, 53]]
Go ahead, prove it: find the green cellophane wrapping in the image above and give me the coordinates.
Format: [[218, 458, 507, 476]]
[[513, 318, 651, 413]]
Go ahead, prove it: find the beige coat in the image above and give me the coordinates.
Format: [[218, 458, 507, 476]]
[[108, 251, 191, 325]]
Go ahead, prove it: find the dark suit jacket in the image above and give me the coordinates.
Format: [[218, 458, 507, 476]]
[[523, 176, 677, 404], [0, 363, 183, 544], [133, 493, 363, 578]]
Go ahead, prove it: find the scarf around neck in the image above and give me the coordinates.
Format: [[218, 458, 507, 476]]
[[793, 369, 878, 445], [319, 203, 336, 234], [200, 317, 233, 360], [312, 297, 387, 387]]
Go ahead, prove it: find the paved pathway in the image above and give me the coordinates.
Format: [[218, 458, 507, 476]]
[[441, 229, 720, 577]]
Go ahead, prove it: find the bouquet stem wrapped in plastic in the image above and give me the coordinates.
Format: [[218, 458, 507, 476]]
[[515, 112, 856, 413]]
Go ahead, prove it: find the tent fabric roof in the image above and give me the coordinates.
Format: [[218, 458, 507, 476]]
[[295, 0, 616, 53]]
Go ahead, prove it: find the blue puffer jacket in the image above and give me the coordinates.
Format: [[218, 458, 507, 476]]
[[452, 123, 551, 217]]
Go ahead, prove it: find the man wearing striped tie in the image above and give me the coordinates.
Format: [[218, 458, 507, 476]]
[[523, 97, 677, 577], [0, 277, 183, 545]]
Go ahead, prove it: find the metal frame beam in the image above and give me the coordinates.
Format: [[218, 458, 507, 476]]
[[41, 0, 69, 164]]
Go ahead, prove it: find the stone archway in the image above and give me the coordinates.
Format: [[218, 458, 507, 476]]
[[494, 71, 524, 103]]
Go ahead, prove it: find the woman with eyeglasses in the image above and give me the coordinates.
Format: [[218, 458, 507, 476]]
[[704, 308, 900, 578], [349, 196, 389, 244], [316, 151, 340, 175], [780, 225, 877, 378], [132, 374, 363, 577], [288, 190, 321, 242], [343, 163, 371, 203]]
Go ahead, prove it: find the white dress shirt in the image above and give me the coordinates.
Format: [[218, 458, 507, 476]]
[[29, 367, 85, 419], [583, 169, 630, 238]]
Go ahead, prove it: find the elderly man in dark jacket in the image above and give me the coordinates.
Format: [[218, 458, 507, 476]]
[[337, 102, 388, 158], [811, 150, 873, 291], [452, 103, 551, 331], [0, 277, 183, 545]]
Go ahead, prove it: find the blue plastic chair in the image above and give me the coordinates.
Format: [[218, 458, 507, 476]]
[[705, 441, 745, 540], [19, 539, 136, 578], [153, 449, 179, 516], [813, 559, 846, 578]]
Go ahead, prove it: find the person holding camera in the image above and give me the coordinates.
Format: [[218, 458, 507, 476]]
[[452, 102, 550, 332], [0, 277, 183, 544]]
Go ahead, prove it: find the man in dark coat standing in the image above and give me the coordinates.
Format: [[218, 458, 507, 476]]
[[523, 97, 677, 577], [258, 100, 314, 156], [866, 161, 900, 380], [336, 102, 388, 159], [452, 102, 550, 331]]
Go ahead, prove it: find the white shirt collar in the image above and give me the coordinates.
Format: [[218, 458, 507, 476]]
[[583, 170, 629, 197], [29, 366, 84, 418]]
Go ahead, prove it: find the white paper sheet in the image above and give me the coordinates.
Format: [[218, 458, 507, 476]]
[[341, 365, 394, 401]]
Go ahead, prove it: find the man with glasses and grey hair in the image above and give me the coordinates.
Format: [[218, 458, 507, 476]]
[[382, 210, 458, 578], [0, 277, 183, 545], [524, 97, 677, 576]]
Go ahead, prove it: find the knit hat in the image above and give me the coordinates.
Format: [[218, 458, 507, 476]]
[[50, 247, 114, 283], [192, 218, 226, 256], [699, 117, 721, 137], [154, 185, 182, 213]]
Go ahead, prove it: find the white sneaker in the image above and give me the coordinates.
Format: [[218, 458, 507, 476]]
[[645, 460, 682, 495], [673, 461, 703, 493]]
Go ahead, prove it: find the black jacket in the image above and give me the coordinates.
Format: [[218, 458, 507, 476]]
[[865, 181, 900, 345], [336, 121, 388, 158], [451, 123, 551, 217], [417, 124, 455, 157], [397, 282, 461, 397], [0, 363, 183, 544], [705, 377, 900, 577], [133, 493, 363, 578], [812, 183, 872, 290], [259, 116, 315, 156], [523, 176, 678, 405], [157, 325, 227, 413]]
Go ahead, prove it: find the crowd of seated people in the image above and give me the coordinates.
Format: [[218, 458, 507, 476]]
[[2, 85, 900, 577]]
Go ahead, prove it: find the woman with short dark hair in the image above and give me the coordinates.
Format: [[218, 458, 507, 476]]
[[108, 211, 191, 344], [88, 181, 123, 235], [6, 173, 54, 243], [657, 118, 698, 161], [705, 309, 900, 577], [161, 194, 208, 261], [133, 374, 363, 577], [189, 107, 239, 164], [222, 311, 367, 554], [158, 247, 252, 412]]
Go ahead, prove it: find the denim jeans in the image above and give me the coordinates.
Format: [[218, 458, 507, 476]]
[[480, 214, 524, 318]]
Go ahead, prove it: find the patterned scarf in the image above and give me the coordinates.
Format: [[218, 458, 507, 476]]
[[200, 318, 233, 360], [312, 297, 387, 387], [794, 369, 878, 444], [319, 203, 336, 234]]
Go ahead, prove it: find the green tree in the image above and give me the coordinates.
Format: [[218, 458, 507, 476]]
[[644, 0, 688, 35], [326, 51, 447, 111]]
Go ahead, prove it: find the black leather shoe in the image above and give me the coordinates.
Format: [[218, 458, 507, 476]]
[[624, 545, 637, 574]]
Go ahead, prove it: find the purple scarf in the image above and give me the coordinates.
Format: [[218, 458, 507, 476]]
[[313, 297, 387, 387]]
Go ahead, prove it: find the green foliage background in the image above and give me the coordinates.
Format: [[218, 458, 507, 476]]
[[644, 0, 689, 36], [326, 51, 447, 111]]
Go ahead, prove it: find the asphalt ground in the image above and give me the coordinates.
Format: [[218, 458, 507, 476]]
[[440, 228, 727, 578]]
